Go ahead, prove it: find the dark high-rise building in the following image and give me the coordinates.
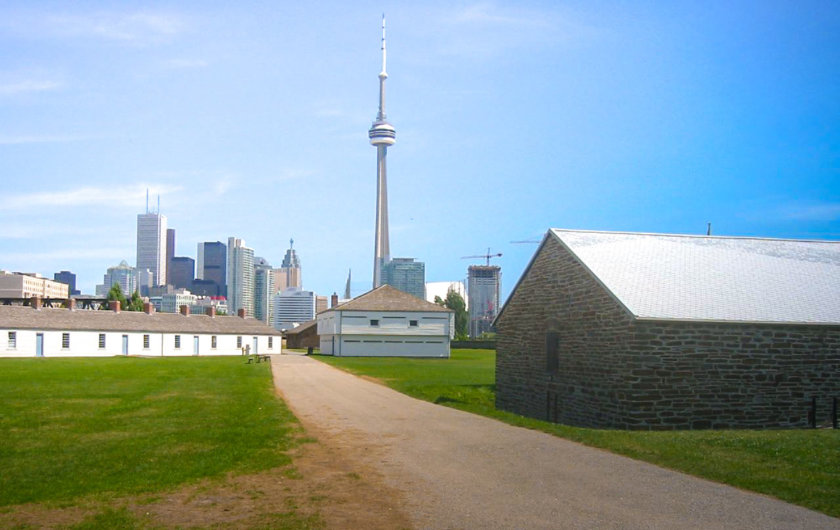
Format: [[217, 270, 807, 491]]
[[169, 257, 195, 291], [382, 258, 425, 300], [54, 270, 80, 296], [191, 279, 222, 297], [468, 265, 501, 338], [197, 241, 227, 297], [166, 228, 175, 285]]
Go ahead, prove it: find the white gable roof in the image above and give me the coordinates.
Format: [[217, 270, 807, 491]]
[[550, 229, 840, 324]]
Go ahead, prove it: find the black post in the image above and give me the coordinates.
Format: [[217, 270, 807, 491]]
[[809, 397, 817, 429], [546, 391, 551, 422], [833, 397, 837, 430]]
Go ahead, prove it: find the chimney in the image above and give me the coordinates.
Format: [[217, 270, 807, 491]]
[[67, 298, 76, 311], [112, 300, 121, 313], [143, 302, 155, 315], [237, 308, 246, 319], [31, 296, 42, 310], [206, 306, 216, 318], [180, 305, 190, 316], [331, 292, 338, 308]]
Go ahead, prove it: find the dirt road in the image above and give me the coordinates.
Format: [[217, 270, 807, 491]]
[[271, 354, 839, 529]]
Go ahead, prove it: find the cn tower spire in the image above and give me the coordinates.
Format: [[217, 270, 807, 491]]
[[369, 14, 396, 289], [377, 14, 387, 120]]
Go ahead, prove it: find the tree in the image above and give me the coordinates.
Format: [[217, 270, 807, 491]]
[[443, 290, 468, 341], [434, 295, 445, 306], [127, 290, 144, 312], [106, 283, 127, 310]]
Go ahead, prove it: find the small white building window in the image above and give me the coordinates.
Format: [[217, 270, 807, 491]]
[[370, 319, 379, 327], [143, 334, 150, 349], [409, 320, 418, 327], [62, 333, 70, 349], [236, 336, 242, 348], [174, 335, 181, 349], [211, 336, 217, 349], [98, 334, 106, 349], [268, 337, 273, 349], [8, 331, 16, 349]]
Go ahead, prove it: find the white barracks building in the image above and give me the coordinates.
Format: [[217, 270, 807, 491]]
[[318, 285, 453, 357], [1, 299, 281, 358]]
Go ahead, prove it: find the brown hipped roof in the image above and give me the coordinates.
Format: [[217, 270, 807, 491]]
[[0, 305, 282, 335], [283, 319, 317, 335], [324, 285, 452, 313]]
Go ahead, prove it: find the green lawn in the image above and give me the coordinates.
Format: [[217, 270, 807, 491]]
[[315, 349, 840, 518], [0, 356, 300, 507]]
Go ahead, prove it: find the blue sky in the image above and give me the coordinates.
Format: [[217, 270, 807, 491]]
[[1, 1, 838, 301]]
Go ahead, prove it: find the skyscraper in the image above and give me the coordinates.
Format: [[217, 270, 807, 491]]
[[136, 211, 167, 287], [344, 269, 352, 299], [254, 257, 275, 324], [165, 228, 175, 286], [467, 265, 501, 338], [274, 238, 301, 292], [382, 258, 425, 299], [272, 288, 316, 331], [226, 237, 254, 317], [169, 256, 195, 291], [54, 270, 80, 296], [369, 15, 396, 288], [196, 241, 227, 296], [97, 260, 137, 297]]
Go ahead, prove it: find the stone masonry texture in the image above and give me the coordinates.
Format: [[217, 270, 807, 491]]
[[496, 236, 840, 430]]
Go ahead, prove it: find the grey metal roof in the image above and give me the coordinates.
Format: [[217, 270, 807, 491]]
[[550, 229, 840, 324], [0, 305, 282, 335]]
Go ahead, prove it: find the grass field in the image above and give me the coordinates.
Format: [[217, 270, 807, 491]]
[[0, 357, 302, 512], [315, 349, 840, 518]]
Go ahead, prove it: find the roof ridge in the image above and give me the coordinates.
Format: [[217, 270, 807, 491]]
[[550, 228, 840, 244]]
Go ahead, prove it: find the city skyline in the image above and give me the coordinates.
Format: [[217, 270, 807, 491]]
[[1, 3, 837, 302]]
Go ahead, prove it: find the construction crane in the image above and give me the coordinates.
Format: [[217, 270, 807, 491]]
[[461, 248, 502, 266]]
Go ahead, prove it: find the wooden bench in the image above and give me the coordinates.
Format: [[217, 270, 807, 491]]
[[245, 355, 271, 364]]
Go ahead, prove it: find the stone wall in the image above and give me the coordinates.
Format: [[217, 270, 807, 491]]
[[496, 236, 840, 430], [451, 340, 496, 350]]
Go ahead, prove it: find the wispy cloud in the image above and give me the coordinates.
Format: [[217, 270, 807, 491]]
[[0, 80, 62, 96], [781, 202, 840, 222], [434, 3, 600, 59], [44, 11, 186, 44], [2, 247, 133, 262], [0, 134, 89, 145], [452, 3, 553, 28], [0, 223, 109, 240], [0, 184, 183, 212], [164, 58, 209, 69]]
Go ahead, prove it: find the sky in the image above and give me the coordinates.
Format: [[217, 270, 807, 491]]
[[1, 1, 838, 302]]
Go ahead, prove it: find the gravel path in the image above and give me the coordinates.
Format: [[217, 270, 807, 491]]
[[271, 354, 839, 529]]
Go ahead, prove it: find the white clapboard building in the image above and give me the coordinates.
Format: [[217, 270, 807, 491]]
[[317, 285, 454, 357], [0, 298, 281, 358]]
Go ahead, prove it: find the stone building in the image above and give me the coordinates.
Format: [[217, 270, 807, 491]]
[[495, 229, 840, 430], [284, 319, 319, 350]]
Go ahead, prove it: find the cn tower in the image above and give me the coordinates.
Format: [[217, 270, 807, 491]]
[[369, 14, 396, 288]]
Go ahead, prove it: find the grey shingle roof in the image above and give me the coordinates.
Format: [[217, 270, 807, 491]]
[[0, 305, 282, 335], [550, 229, 840, 324], [325, 285, 452, 313]]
